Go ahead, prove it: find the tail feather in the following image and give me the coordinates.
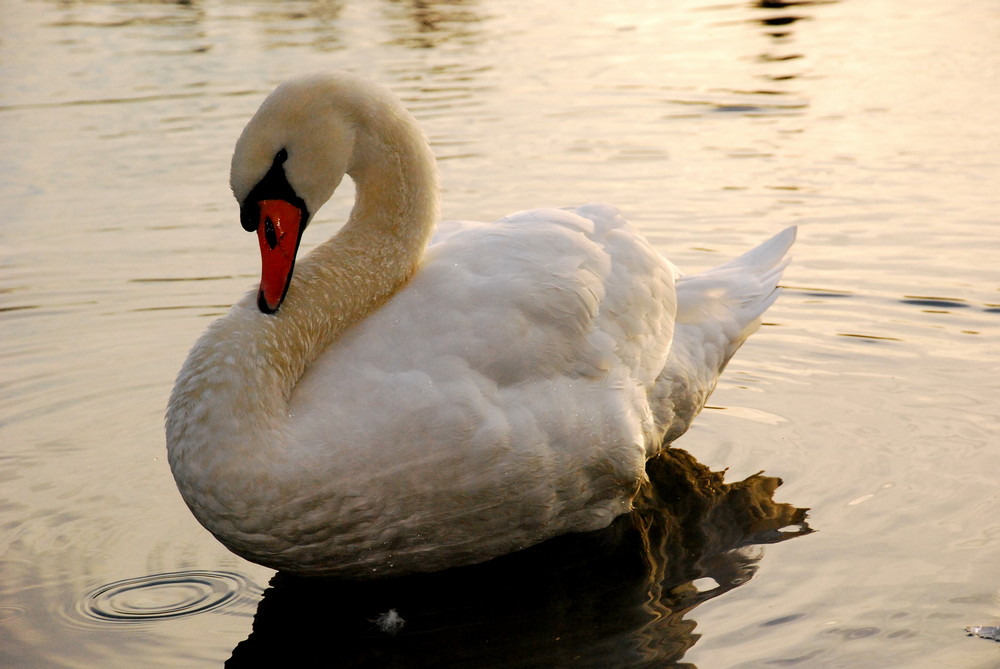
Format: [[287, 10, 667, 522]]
[[652, 226, 796, 445], [674, 225, 795, 333]]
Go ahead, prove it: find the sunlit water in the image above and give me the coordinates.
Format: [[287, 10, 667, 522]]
[[2, 0, 998, 666]]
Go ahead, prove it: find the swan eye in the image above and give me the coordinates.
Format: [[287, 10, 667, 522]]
[[239, 148, 308, 232]]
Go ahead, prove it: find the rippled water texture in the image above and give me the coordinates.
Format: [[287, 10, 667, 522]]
[[78, 571, 258, 624], [2, 0, 998, 667]]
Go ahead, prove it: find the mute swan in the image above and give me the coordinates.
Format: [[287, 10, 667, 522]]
[[166, 72, 796, 579]]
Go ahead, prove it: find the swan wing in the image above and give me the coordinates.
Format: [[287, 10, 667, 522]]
[[284, 205, 677, 567]]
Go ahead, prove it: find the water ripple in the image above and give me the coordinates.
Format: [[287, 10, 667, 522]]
[[0, 606, 27, 624], [77, 571, 255, 624]]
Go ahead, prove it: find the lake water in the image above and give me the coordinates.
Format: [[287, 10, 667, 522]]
[[2, 0, 998, 666]]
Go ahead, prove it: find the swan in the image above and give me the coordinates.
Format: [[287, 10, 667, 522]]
[[166, 72, 796, 579]]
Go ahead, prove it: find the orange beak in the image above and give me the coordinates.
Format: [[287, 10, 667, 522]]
[[255, 199, 304, 314]]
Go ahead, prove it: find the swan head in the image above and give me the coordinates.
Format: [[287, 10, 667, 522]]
[[230, 74, 363, 313], [230, 72, 438, 314]]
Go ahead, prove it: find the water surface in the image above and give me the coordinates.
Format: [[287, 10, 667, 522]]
[[2, 0, 999, 666]]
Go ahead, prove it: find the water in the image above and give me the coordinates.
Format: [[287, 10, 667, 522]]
[[1, 0, 998, 666]]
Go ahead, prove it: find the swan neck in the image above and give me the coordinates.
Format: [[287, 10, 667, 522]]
[[166, 76, 442, 545], [271, 104, 440, 390], [345, 114, 439, 259]]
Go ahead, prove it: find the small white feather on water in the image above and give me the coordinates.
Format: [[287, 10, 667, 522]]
[[372, 608, 406, 635]]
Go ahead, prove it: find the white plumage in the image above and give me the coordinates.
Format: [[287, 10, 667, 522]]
[[166, 72, 795, 578]]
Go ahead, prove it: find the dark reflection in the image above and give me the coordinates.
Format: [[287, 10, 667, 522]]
[[746, 0, 840, 80], [753, 0, 837, 7], [900, 296, 970, 310], [382, 0, 484, 49], [750, 0, 809, 40], [677, 0, 841, 117], [227, 449, 811, 668]]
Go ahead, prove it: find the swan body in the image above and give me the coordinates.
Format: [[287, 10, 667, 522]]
[[166, 72, 795, 578]]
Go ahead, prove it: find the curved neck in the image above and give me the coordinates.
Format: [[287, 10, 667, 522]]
[[276, 114, 440, 391], [167, 108, 440, 509]]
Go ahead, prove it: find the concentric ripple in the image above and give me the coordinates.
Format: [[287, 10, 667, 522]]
[[0, 606, 27, 624], [79, 570, 255, 624]]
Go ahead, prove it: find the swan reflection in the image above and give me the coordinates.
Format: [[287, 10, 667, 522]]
[[227, 448, 811, 668]]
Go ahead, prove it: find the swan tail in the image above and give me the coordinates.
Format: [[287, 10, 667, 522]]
[[653, 226, 796, 444]]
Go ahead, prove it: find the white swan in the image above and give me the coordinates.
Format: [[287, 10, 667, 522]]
[[166, 72, 796, 579]]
